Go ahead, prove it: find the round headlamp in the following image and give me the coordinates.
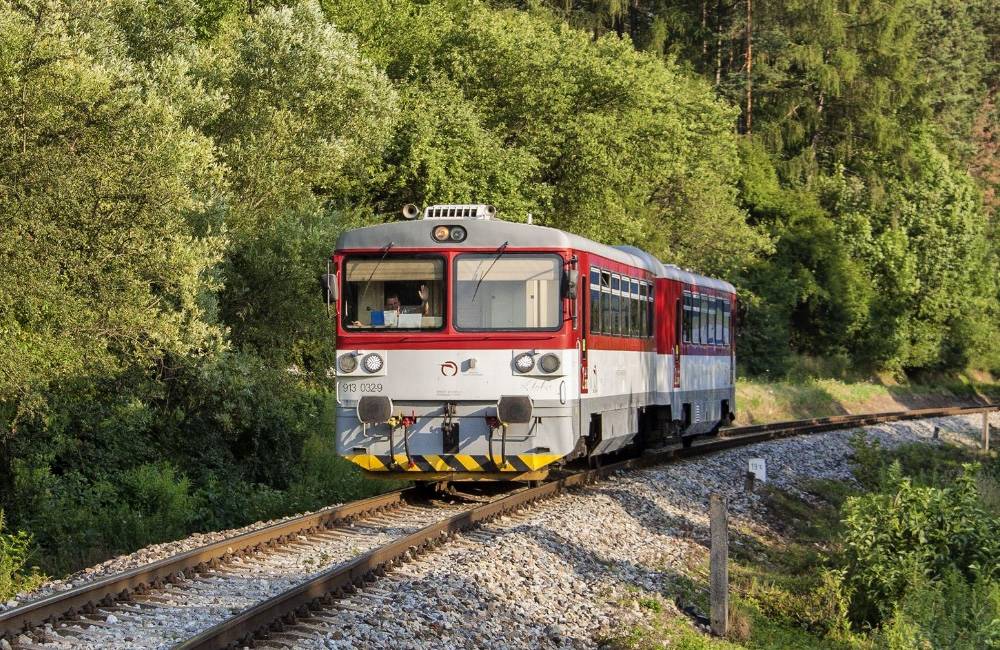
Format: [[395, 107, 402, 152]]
[[539, 353, 561, 374], [337, 354, 358, 373], [361, 352, 385, 372], [362, 353, 384, 373], [449, 226, 467, 242], [513, 352, 535, 373], [432, 225, 450, 242]]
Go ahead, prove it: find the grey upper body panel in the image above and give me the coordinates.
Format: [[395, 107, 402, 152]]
[[335, 218, 736, 293]]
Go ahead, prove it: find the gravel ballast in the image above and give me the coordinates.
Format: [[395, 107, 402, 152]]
[[8, 412, 997, 649], [265, 413, 997, 649], [1, 508, 346, 614]]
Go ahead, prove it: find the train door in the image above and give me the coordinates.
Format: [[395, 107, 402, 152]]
[[576, 267, 592, 449], [580, 267, 592, 396], [674, 294, 683, 389]]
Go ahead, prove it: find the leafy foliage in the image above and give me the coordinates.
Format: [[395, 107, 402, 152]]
[[876, 567, 1000, 649], [0, 0, 997, 583], [0, 0, 225, 427], [518, 0, 1000, 376], [0, 511, 45, 601], [841, 463, 1000, 626], [717, 439, 1000, 649], [322, 0, 770, 275]]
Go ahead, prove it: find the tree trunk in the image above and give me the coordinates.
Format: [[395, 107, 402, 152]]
[[811, 91, 825, 150], [745, 0, 753, 133], [702, 1, 708, 57], [630, 0, 640, 44], [715, 1, 724, 87]]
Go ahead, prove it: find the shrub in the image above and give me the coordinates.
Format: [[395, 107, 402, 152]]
[[105, 463, 200, 552], [9, 463, 202, 574], [841, 462, 1000, 627], [849, 433, 978, 491], [191, 473, 292, 534], [877, 567, 1000, 649], [0, 510, 45, 601], [284, 432, 402, 511]]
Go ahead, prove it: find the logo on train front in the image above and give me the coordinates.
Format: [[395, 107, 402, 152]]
[[440, 361, 458, 376]]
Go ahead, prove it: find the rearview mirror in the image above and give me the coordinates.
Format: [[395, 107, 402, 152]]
[[563, 268, 578, 300], [320, 273, 338, 304]]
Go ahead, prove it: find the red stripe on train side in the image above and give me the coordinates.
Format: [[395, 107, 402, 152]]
[[336, 334, 578, 351], [585, 333, 655, 352]]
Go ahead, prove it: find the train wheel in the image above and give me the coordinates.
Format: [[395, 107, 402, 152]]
[[415, 480, 449, 495], [681, 435, 694, 449]]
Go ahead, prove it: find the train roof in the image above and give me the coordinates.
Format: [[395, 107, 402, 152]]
[[336, 215, 735, 293]]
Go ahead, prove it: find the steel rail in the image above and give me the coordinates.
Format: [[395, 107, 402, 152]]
[[719, 404, 997, 437], [0, 488, 420, 639], [178, 402, 997, 649]]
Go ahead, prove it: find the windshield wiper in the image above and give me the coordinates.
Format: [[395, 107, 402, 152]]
[[359, 242, 394, 302], [471, 241, 509, 303]]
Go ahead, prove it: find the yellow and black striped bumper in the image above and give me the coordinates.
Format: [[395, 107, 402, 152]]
[[345, 453, 562, 481]]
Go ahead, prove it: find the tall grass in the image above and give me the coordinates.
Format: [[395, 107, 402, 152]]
[[0, 510, 45, 601], [735, 365, 1000, 425]]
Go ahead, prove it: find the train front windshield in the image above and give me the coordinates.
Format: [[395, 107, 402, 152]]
[[454, 253, 562, 330], [342, 256, 445, 330]]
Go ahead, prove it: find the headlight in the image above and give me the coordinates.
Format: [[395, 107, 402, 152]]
[[362, 353, 384, 373], [539, 353, 561, 373], [338, 354, 358, 373], [449, 226, 467, 242], [432, 225, 450, 242], [513, 352, 535, 373]]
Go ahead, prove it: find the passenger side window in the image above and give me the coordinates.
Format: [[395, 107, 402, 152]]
[[590, 268, 601, 334], [639, 283, 648, 337], [589, 270, 659, 339], [647, 282, 654, 338], [715, 297, 723, 345], [701, 295, 712, 344], [623, 279, 631, 337], [692, 293, 701, 344], [621, 278, 628, 336], [601, 272, 611, 334], [611, 275, 621, 335], [707, 296, 716, 345], [630, 280, 640, 337]]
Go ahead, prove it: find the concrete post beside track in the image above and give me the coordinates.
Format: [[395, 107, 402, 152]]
[[984, 412, 991, 453], [709, 493, 728, 637]]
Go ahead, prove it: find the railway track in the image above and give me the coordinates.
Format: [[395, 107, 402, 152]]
[[0, 488, 497, 649], [2, 403, 995, 649]]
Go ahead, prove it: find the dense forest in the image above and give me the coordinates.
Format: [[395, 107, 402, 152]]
[[1, 0, 997, 577]]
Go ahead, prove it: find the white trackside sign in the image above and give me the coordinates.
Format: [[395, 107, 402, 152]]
[[748, 458, 766, 482]]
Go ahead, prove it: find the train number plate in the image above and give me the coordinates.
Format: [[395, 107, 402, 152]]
[[340, 382, 383, 393]]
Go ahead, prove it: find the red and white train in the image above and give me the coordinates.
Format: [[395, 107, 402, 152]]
[[327, 204, 736, 481]]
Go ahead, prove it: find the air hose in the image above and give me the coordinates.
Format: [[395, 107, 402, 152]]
[[487, 420, 507, 472]]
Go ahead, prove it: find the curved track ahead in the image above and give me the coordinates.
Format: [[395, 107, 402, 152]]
[[2, 404, 995, 649]]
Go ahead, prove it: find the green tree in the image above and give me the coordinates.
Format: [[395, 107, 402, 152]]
[[324, 0, 769, 275], [0, 0, 224, 433], [841, 463, 1000, 627], [195, 2, 397, 367]]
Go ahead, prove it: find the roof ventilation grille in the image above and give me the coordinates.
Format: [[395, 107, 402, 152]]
[[423, 204, 497, 220]]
